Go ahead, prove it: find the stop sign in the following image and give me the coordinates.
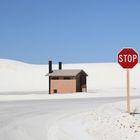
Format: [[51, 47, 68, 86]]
[[118, 48, 138, 69]]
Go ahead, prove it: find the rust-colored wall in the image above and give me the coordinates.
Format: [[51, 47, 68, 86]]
[[51, 79, 76, 93]]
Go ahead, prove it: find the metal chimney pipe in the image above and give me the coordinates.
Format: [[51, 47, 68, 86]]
[[59, 62, 62, 70], [48, 60, 52, 73]]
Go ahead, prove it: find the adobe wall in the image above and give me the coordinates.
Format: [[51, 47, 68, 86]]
[[51, 79, 76, 93]]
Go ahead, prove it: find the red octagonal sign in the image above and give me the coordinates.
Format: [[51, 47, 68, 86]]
[[118, 48, 139, 69]]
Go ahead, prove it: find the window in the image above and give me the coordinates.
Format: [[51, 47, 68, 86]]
[[52, 77, 59, 80], [63, 77, 75, 80]]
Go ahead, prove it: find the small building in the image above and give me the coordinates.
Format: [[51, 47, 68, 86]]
[[46, 61, 88, 94]]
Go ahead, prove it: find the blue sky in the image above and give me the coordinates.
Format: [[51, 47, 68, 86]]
[[0, 0, 140, 64]]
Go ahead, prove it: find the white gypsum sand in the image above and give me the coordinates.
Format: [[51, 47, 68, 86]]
[[0, 59, 140, 93], [0, 59, 140, 140]]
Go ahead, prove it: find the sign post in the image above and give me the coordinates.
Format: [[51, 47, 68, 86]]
[[118, 48, 138, 114], [126, 69, 130, 113]]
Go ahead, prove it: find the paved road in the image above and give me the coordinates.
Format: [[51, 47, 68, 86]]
[[0, 96, 139, 140]]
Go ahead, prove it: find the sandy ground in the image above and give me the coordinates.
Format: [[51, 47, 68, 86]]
[[0, 59, 140, 140]]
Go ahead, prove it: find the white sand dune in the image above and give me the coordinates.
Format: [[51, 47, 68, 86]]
[[0, 59, 139, 93], [0, 59, 140, 140]]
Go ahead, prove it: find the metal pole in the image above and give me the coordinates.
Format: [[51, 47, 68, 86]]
[[126, 69, 130, 113]]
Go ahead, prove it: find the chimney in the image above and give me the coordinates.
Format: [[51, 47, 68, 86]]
[[48, 60, 52, 73], [59, 62, 62, 70]]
